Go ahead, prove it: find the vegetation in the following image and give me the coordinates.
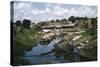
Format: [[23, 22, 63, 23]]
[[68, 16, 76, 23], [22, 19, 31, 28], [74, 17, 97, 60], [15, 20, 21, 27], [12, 20, 42, 65], [12, 16, 97, 65]]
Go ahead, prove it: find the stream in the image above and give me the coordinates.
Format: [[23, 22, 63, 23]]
[[23, 39, 81, 64]]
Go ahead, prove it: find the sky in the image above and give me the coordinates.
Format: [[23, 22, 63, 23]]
[[11, 1, 97, 23]]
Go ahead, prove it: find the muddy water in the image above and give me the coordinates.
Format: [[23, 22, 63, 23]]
[[23, 40, 81, 64]]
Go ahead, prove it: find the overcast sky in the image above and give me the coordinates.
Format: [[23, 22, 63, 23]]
[[12, 1, 97, 23]]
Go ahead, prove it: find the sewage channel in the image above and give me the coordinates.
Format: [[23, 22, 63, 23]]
[[23, 39, 85, 64]]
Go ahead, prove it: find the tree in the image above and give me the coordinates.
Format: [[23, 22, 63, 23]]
[[91, 17, 97, 29], [50, 20, 55, 23], [15, 20, 21, 26], [84, 16, 88, 21], [39, 21, 48, 26], [76, 17, 80, 20], [61, 19, 67, 23], [34, 25, 42, 31], [56, 19, 60, 22], [22, 19, 31, 28], [61, 19, 67, 21], [68, 16, 76, 23]]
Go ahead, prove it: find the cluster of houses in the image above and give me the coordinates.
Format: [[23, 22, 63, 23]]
[[38, 19, 92, 41], [13, 18, 92, 41]]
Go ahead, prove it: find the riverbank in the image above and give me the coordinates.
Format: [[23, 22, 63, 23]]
[[56, 28, 97, 61], [13, 28, 42, 65], [12, 25, 97, 65]]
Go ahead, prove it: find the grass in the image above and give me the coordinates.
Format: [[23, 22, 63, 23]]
[[74, 28, 97, 61], [75, 28, 97, 45], [12, 28, 42, 65]]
